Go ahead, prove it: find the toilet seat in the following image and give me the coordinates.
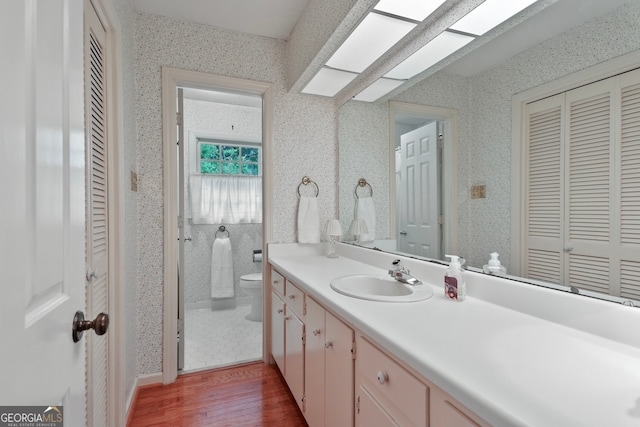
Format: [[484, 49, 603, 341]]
[[241, 273, 262, 282]]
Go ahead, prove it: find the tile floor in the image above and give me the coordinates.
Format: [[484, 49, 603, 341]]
[[183, 305, 263, 372]]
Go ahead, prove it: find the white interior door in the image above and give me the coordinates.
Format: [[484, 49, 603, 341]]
[[85, 1, 111, 425], [397, 123, 440, 257], [0, 1, 86, 424]]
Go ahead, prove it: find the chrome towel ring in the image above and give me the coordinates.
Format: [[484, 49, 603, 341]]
[[297, 176, 319, 197], [215, 225, 230, 239], [354, 178, 373, 198]]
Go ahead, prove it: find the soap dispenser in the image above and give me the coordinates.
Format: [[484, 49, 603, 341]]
[[444, 255, 466, 301], [483, 252, 507, 277]]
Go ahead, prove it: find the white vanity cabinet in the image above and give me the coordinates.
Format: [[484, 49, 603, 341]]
[[271, 267, 354, 426], [355, 335, 427, 427], [355, 334, 488, 427], [270, 269, 305, 412], [305, 296, 354, 427]]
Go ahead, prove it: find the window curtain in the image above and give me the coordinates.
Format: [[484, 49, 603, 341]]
[[189, 175, 262, 224]]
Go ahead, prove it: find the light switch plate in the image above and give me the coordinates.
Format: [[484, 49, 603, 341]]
[[131, 171, 138, 192]]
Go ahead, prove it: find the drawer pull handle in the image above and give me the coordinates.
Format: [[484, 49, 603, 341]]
[[288, 294, 296, 300], [324, 340, 333, 349], [277, 309, 283, 314], [273, 280, 280, 285], [377, 371, 389, 385], [312, 328, 321, 336], [285, 316, 291, 321]]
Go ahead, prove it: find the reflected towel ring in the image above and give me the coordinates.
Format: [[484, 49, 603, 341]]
[[215, 225, 230, 239], [354, 178, 373, 198], [297, 176, 319, 197]]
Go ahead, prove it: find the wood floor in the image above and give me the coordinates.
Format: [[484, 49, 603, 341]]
[[128, 362, 308, 427]]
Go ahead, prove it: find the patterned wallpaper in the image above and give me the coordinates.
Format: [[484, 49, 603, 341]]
[[338, 101, 390, 240], [133, 12, 338, 375]]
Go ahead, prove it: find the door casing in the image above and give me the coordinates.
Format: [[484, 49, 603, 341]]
[[161, 67, 274, 384]]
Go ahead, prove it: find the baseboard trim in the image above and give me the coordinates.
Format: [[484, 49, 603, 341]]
[[125, 373, 163, 426], [186, 297, 251, 311]]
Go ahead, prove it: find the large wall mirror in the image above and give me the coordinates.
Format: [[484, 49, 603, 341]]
[[338, 0, 640, 304]]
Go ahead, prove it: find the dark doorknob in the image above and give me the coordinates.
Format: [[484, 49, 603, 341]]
[[72, 311, 109, 343]]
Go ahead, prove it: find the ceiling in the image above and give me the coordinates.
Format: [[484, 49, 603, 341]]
[[131, 0, 309, 40], [131, 0, 630, 100]]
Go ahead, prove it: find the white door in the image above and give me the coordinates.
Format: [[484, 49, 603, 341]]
[[397, 123, 440, 258], [0, 1, 86, 425], [84, 1, 111, 425]]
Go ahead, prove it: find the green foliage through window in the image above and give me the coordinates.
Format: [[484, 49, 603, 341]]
[[199, 141, 260, 176]]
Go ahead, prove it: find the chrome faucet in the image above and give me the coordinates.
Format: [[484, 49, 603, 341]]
[[388, 259, 422, 285]]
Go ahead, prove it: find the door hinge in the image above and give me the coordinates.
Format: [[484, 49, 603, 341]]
[[438, 214, 444, 225], [301, 394, 306, 412], [176, 112, 183, 126], [302, 331, 306, 344], [356, 395, 360, 414], [351, 340, 357, 360], [437, 138, 444, 149], [177, 318, 184, 341], [178, 215, 183, 228]]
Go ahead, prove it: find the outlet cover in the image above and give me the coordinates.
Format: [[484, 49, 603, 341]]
[[471, 184, 486, 199]]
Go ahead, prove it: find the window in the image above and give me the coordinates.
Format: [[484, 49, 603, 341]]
[[198, 140, 261, 176]]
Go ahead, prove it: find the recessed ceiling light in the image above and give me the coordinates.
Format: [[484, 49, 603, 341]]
[[450, 0, 539, 36], [353, 78, 406, 102], [326, 12, 416, 73], [384, 31, 474, 80], [374, 0, 447, 22], [301, 67, 358, 97]]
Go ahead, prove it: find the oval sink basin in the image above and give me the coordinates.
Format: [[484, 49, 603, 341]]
[[330, 274, 434, 302]]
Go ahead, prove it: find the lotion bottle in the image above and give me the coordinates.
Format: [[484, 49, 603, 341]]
[[483, 252, 507, 277], [444, 255, 466, 301]]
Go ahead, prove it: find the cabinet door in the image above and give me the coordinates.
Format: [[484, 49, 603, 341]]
[[325, 311, 354, 427], [271, 292, 285, 372], [431, 387, 484, 427], [304, 297, 326, 427], [356, 335, 427, 427], [356, 386, 400, 427], [285, 309, 305, 412]]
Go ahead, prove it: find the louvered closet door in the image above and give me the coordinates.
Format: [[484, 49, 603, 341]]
[[524, 94, 565, 283], [84, 2, 109, 426], [619, 69, 640, 300], [564, 78, 617, 294]]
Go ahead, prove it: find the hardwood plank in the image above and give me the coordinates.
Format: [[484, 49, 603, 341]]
[[128, 362, 308, 427]]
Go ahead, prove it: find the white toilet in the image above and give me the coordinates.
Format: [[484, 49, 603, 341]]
[[239, 273, 263, 321]]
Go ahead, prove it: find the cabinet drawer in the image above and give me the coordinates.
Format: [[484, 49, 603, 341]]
[[285, 280, 305, 318], [271, 268, 285, 298], [356, 335, 427, 426]]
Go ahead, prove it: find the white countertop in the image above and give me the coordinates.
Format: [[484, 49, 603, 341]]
[[268, 243, 640, 427]]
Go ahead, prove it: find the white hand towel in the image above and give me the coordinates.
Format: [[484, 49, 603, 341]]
[[211, 237, 234, 298], [355, 196, 376, 242], [297, 196, 320, 243]]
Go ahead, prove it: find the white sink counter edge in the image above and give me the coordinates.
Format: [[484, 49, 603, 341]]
[[268, 242, 640, 427]]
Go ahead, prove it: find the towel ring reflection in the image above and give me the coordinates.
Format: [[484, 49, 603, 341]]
[[297, 176, 319, 197], [215, 225, 230, 239], [354, 178, 373, 198]]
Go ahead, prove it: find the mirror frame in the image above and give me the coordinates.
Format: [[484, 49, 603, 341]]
[[389, 101, 459, 259]]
